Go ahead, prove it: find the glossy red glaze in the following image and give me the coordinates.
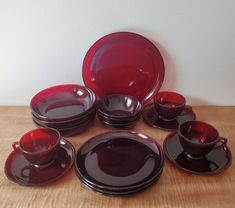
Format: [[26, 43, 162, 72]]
[[98, 94, 141, 119], [154, 91, 186, 120], [32, 110, 96, 129], [5, 139, 75, 186], [97, 111, 141, 124], [179, 121, 227, 158], [83, 32, 165, 105], [79, 170, 162, 195], [30, 84, 96, 121], [142, 103, 196, 131], [163, 132, 232, 175], [33, 115, 95, 137], [75, 131, 164, 191], [97, 112, 141, 129], [15, 128, 61, 165]]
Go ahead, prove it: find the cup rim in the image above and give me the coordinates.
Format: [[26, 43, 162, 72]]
[[154, 91, 186, 108], [18, 128, 61, 155], [178, 120, 220, 145]]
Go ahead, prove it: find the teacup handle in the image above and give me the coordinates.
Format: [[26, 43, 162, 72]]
[[180, 105, 192, 115], [215, 137, 227, 148], [12, 141, 19, 150]]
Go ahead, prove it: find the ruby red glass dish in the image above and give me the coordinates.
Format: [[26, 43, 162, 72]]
[[154, 91, 186, 120], [142, 103, 196, 131], [97, 113, 141, 129], [75, 130, 164, 195], [13, 128, 61, 165], [163, 132, 232, 175], [32, 110, 96, 129], [82, 32, 165, 105], [33, 115, 95, 137], [30, 84, 96, 121], [97, 94, 142, 129], [179, 121, 227, 158], [97, 94, 141, 118], [79, 169, 162, 196], [97, 112, 141, 125], [30, 84, 97, 136], [5, 139, 75, 186]]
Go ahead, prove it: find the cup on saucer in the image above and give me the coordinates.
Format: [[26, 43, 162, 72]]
[[163, 120, 231, 175], [12, 128, 61, 166], [142, 91, 195, 131], [154, 91, 186, 121], [179, 121, 227, 159]]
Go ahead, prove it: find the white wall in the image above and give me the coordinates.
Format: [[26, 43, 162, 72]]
[[0, 0, 234, 105]]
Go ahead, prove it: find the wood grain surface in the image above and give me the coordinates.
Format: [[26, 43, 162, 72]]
[[0, 106, 234, 208]]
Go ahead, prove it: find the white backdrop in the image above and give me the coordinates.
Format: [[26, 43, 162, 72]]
[[0, 0, 234, 105]]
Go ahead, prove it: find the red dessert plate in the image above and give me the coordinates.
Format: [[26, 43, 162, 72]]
[[83, 32, 165, 105], [79, 169, 162, 195], [75, 130, 164, 191], [30, 84, 96, 121]]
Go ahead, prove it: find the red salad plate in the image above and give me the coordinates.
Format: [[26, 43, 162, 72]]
[[83, 32, 165, 105], [75, 130, 164, 193]]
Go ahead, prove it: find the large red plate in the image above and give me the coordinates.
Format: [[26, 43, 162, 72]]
[[82, 32, 165, 104]]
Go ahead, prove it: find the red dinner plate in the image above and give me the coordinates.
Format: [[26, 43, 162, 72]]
[[83, 32, 165, 105]]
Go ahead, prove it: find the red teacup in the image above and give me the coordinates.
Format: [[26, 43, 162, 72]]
[[179, 121, 227, 159], [12, 128, 61, 165], [154, 91, 186, 120]]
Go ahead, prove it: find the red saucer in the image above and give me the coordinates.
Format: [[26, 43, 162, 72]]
[[83, 32, 165, 105], [163, 132, 232, 175], [5, 139, 75, 186], [142, 103, 196, 130]]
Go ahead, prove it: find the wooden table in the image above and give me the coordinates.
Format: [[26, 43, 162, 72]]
[[0, 106, 234, 208]]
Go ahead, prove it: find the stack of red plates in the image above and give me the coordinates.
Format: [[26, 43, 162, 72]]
[[75, 131, 164, 195], [30, 84, 97, 136], [97, 94, 141, 128]]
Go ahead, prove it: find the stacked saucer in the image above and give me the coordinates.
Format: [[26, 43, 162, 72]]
[[75, 131, 164, 195], [30, 84, 97, 136], [97, 94, 141, 129]]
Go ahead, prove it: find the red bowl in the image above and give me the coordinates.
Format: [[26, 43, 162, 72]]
[[32, 110, 96, 129], [33, 115, 95, 137], [97, 94, 141, 119], [97, 111, 141, 125], [30, 84, 96, 122], [97, 111, 141, 129], [154, 91, 186, 120]]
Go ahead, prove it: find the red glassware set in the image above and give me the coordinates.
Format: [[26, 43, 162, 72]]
[[4, 32, 232, 195]]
